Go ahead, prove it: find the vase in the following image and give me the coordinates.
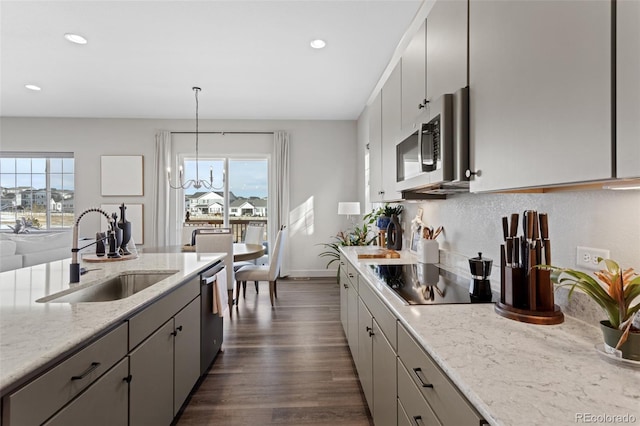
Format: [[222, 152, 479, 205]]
[[418, 239, 439, 264], [377, 216, 391, 230], [118, 203, 132, 255], [386, 214, 402, 250], [600, 320, 640, 361]]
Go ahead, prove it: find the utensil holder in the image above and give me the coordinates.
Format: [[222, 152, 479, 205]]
[[495, 244, 563, 325]]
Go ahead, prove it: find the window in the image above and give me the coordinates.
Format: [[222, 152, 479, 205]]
[[0, 152, 75, 230]]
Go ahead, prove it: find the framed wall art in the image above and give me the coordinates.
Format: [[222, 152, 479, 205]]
[[101, 155, 144, 196]]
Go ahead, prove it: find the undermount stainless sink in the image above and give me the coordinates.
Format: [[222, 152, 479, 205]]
[[38, 271, 179, 303]]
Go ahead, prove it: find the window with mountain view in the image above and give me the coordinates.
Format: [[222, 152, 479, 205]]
[[0, 153, 75, 231]]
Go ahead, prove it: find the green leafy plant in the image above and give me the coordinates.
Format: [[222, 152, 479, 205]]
[[363, 203, 404, 226], [546, 258, 640, 331], [318, 224, 377, 276]]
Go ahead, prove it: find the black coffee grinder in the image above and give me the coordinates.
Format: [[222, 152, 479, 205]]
[[469, 252, 493, 302]]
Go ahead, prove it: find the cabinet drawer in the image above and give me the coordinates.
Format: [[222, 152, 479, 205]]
[[398, 360, 441, 426], [398, 324, 484, 425], [3, 323, 128, 426], [128, 277, 199, 349], [359, 280, 397, 350], [43, 357, 129, 426]]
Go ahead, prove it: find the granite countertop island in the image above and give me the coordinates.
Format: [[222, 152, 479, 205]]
[[0, 252, 225, 396], [341, 247, 640, 426]]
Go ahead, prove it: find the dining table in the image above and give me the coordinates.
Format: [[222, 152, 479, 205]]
[[142, 243, 265, 262]]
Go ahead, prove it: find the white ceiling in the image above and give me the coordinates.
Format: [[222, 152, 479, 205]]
[[0, 0, 422, 120]]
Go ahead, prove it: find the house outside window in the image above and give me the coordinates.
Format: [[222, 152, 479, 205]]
[[0, 153, 75, 231]]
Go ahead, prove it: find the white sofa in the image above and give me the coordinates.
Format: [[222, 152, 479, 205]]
[[0, 232, 72, 272]]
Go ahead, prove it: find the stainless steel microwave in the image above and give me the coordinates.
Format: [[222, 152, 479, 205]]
[[396, 87, 469, 194]]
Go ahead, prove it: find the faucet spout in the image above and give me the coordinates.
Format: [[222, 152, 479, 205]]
[[70, 208, 117, 283]]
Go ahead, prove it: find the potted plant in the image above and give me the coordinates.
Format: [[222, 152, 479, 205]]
[[364, 203, 404, 230], [547, 258, 640, 361], [318, 223, 377, 278]]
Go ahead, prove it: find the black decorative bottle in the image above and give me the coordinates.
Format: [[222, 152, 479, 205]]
[[118, 203, 132, 255], [386, 214, 403, 250]]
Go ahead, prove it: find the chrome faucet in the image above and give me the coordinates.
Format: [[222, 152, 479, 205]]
[[70, 208, 118, 283]]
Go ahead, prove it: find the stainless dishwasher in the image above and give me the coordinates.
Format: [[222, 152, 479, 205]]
[[200, 262, 225, 375]]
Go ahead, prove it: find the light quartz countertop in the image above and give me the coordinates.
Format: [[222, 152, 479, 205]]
[[341, 247, 640, 426], [0, 252, 225, 395]]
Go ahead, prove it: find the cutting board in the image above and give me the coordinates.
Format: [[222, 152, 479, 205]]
[[357, 248, 401, 259]]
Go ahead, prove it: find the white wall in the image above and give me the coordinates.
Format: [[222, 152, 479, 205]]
[[399, 190, 640, 273], [0, 117, 358, 277]]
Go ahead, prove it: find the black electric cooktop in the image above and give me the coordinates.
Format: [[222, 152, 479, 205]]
[[368, 263, 496, 305]]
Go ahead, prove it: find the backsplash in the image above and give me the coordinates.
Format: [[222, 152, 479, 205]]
[[395, 189, 640, 328]]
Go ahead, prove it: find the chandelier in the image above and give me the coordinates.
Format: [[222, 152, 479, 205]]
[[167, 87, 223, 190]]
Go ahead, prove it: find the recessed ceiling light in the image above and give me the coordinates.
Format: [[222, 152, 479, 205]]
[[64, 33, 88, 45], [310, 39, 326, 49], [25, 84, 42, 91]]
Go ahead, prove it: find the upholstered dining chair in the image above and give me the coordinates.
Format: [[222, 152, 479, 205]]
[[195, 228, 235, 312], [233, 223, 266, 294], [235, 227, 287, 307]]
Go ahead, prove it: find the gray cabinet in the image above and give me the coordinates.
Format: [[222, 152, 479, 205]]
[[368, 93, 385, 202], [616, 0, 640, 178], [347, 274, 360, 362], [469, 0, 611, 192], [372, 318, 397, 426], [340, 267, 349, 335], [129, 319, 175, 426], [174, 296, 201, 415], [357, 298, 374, 413], [43, 358, 129, 426], [2, 323, 128, 426], [426, 0, 467, 101], [401, 20, 427, 133], [381, 61, 403, 201]]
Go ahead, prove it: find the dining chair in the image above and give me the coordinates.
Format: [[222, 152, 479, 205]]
[[195, 228, 235, 312], [233, 223, 266, 294], [235, 227, 287, 307]]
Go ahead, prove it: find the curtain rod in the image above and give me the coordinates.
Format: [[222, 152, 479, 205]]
[[171, 131, 274, 135]]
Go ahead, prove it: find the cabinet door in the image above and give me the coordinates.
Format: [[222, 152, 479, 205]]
[[469, 0, 611, 192], [402, 20, 427, 132], [347, 279, 360, 362], [617, 0, 640, 178], [382, 61, 403, 201], [372, 318, 397, 426], [43, 358, 128, 426], [357, 298, 374, 413], [129, 320, 174, 426], [340, 268, 349, 335], [174, 296, 201, 415], [369, 92, 385, 202], [426, 0, 468, 101]]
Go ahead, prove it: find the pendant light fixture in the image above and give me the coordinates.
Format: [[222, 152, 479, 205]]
[[167, 86, 223, 190]]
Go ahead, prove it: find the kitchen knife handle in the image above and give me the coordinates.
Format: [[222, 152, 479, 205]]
[[539, 213, 549, 240], [532, 211, 539, 240], [526, 211, 535, 242], [543, 239, 551, 265], [514, 237, 520, 268], [506, 237, 513, 266], [502, 216, 509, 241], [510, 213, 519, 237]]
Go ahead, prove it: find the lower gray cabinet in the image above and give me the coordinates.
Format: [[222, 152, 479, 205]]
[[174, 296, 201, 415], [347, 279, 360, 362], [357, 298, 374, 413], [43, 358, 129, 426], [372, 318, 397, 426], [129, 320, 175, 426]]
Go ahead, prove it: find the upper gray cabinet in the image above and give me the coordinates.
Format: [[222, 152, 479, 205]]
[[401, 20, 427, 133], [401, 1, 468, 136], [426, 0, 468, 104], [368, 94, 384, 203], [616, 0, 640, 179], [469, 0, 612, 192], [381, 61, 403, 201]]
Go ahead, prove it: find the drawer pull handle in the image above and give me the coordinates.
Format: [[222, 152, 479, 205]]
[[412, 415, 425, 426], [343, 283, 348, 289], [176, 325, 183, 332], [123, 375, 132, 383], [412, 368, 434, 388], [369, 330, 375, 337], [366, 326, 372, 332], [348, 273, 354, 278], [71, 362, 100, 380]]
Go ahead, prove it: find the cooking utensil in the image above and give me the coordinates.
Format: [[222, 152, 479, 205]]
[[510, 213, 519, 238], [502, 217, 509, 241]]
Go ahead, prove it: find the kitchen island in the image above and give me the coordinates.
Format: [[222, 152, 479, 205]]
[[0, 252, 224, 398], [341, 246, 639, 426]]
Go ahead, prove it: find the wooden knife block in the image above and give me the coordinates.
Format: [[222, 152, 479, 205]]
[[496, 244, 564, 325]]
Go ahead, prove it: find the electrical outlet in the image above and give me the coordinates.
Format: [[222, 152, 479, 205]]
[[576, 246, 610, 270]]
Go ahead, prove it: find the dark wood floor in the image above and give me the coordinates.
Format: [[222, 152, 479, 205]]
[[175, 278, 373, 426]]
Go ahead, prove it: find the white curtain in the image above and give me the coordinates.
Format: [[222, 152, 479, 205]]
[[273, 131, 290, 276], [152, 131, 171, 247]]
